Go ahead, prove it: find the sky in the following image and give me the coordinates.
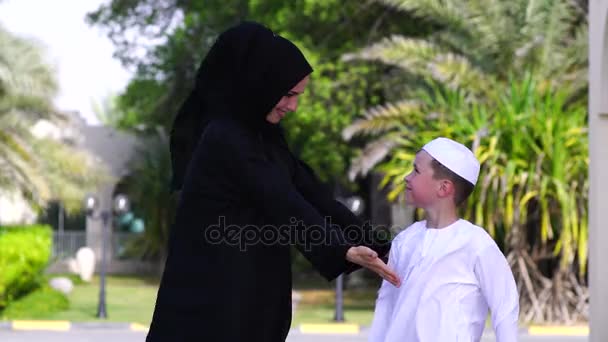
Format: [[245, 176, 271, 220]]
[[0, 0, 132, 125]]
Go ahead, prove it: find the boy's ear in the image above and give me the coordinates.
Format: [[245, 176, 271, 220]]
[[439, 180, 455, 198]]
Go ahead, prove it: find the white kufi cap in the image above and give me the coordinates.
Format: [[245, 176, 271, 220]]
[[422, 137, 480, 185]]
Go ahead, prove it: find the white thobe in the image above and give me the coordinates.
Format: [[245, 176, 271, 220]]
[[369, 219, 519, 342]]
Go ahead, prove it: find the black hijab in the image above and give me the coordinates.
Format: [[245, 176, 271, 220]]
[[169, 21, 313, 191]]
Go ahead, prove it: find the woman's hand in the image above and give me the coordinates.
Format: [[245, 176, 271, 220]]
[[346, 246, 401, 287]]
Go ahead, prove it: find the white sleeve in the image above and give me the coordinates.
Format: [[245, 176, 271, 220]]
[[474, 244, 519, 342], [368, 240, 400, 342]]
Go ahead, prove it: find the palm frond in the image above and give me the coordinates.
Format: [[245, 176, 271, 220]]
[[348, 135, 400, 181], [465, 0, 519, 58], [32, 138, 111, 213], [0, 138, 50, 205], [426, 53, 494, 98], [373, 0, 471, 34], [345, 36, 492, 97], [342, 100, 422, 140], [0, 26, 57, 100], [344, 35, 440, 72], [516, 0, 583, 77]]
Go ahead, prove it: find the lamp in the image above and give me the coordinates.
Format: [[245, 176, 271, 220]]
[[84, 193, 130, 319]]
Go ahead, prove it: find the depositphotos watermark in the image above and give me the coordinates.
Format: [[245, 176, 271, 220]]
[[203, 216, 395, 252]]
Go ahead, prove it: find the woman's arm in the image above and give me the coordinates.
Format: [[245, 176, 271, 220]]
[[293, 158, 391, 258], [197, 119, 397, 285]]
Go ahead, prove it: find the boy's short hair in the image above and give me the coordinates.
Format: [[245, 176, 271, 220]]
[[429, 159, 475, 205]]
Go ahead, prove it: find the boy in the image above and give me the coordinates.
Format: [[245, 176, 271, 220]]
[[369, 137, 519, 342]]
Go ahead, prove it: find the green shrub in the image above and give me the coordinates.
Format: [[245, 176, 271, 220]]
[[0, 286, 68, 319], [0, 225, 52, 310]]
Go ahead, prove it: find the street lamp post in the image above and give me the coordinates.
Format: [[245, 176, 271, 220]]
[[334, 273, 345, 322], [334, 196, 365, 322], [84, 193, 130, 319]]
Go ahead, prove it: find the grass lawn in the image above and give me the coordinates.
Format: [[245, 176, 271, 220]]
[[4, 272, 378, 327], [291, 272, 378, 327], [292, 288, 377, 327], [38, 275, 159, 325], [4, 272, 545, 330]]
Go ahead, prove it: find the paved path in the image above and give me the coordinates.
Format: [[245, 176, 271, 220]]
[[0, 330, 589, 342]]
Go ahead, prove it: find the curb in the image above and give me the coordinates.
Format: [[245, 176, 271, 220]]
[[11, 321, 71, 331], [0, 321, 148, 333], [71, 322, 132, 330], [527, 325, 589, 336], [0, 320, 590, 336], [298, 323, 360, 334], [0, 321, 362, 334], [294, 324, 590, 336]]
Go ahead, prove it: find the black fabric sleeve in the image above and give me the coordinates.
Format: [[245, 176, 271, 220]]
[[202, 120, 352, 280], [293, 159, 391, 260]]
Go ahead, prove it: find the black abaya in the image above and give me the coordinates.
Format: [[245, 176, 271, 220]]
[[147, 22, 388, 342]]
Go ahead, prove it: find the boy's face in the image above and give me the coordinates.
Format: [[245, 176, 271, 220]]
[[404, 150, 441, 208]]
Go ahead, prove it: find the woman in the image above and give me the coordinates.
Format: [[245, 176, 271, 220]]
[[147, 21, 400, 341]]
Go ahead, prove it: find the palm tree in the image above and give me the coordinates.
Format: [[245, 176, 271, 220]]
[[0, 25, 107, 214], [343, 0, 586, 177], [342, 0, 589, 323]]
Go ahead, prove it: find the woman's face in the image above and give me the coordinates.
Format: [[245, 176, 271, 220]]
[[265, 75, 310, 124]]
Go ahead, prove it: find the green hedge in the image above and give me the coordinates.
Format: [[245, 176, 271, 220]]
[[0, 225, 52, 310]]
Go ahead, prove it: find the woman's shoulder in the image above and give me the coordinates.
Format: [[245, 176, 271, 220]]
[[205, 117, 249, 134], [203, 117, 257, 144]]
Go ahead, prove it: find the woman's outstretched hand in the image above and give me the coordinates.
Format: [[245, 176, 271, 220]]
[[346, 246, 401, 287]]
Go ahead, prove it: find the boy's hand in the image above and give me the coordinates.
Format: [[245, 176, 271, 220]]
[[346, 246, 401, 287]]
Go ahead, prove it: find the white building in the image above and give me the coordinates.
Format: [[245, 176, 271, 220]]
[[589, 1, 608, 341], [589, 0, 608, 342]]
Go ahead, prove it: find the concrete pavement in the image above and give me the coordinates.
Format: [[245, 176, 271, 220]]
[[0, 329, 590, 342]]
